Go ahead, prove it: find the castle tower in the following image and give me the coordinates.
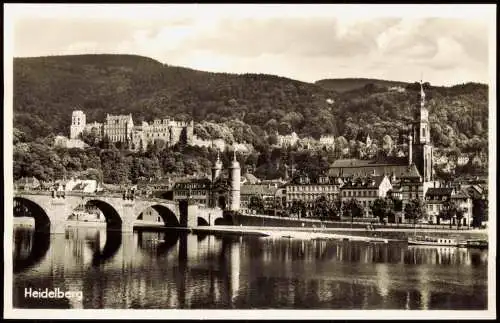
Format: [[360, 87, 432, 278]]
[[412, 80, 433, 182], [70, 110, 86, 139], [228, 149, 241, 212]]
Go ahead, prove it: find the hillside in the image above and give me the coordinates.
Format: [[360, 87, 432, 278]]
[[315, 78, 409, 93], [14, 54, 488, 156]]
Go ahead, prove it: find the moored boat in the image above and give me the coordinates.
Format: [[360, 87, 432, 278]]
[[408, 236, 459, 247], [458, 239, 488, 249]]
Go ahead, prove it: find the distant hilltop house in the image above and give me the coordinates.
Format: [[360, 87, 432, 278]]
[[456, 154, 470, 166], [388, 86, 406, 93], [276, 131, 299, 148], [65, 110, 194, 150], [319, 135, 335, 147]]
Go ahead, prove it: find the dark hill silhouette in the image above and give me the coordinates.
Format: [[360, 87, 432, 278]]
[[14, 54, 488, 157]]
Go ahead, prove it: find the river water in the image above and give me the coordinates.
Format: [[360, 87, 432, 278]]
[[12, 226, 488, 310]]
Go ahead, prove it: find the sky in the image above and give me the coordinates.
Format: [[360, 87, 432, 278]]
[[6, 4, 496, 86]]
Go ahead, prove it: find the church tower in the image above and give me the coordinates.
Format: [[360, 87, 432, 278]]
[[412, 81, 433, 182]]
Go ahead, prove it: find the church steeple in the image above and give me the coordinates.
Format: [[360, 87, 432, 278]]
[[414, 79, 429, 145], [411, 77, 433, 183]]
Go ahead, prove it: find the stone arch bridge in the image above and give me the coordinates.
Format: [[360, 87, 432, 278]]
[[14, 191, 223, 233]]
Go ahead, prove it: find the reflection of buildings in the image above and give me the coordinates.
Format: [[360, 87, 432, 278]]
[[375, 264, 390, 299], [13, 228, 488, 309], [417, 266, 430, 310]]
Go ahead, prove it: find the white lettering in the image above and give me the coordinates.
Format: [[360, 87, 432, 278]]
[[24, 288, 33, 298], [24, 287, 83, 300]]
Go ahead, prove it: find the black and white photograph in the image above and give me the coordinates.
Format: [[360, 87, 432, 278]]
[[3, 3, 496, 319]]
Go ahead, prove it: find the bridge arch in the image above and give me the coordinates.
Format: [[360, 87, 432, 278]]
[[197, 217, 209, 226], [14, 197, 51, 231], [85, 199, 122, 230], [136, 204, 180, 227]]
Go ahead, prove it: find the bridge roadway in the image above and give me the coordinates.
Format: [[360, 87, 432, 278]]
[[14, 190, 224, 233]]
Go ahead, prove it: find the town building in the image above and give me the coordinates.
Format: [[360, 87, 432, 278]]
[[450, 190, 473, 227], [172, 178, 212, 205], [424, 187, 454, 223], [424, 187, 472, 226], [340, 175, 392, 217], [285, 174, 343, 209], [15, 177, 41, 190], [240, 184, 279, 215]]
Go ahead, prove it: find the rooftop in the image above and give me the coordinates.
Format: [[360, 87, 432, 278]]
[[241, 184, 278, 196], [341, 175, 387, 189], [426, 188, 454, 196]]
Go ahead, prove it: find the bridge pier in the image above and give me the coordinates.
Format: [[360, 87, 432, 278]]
[[48, 197, 74, 234], [50, 220, 67, 234], [121, 222, 135, 233]]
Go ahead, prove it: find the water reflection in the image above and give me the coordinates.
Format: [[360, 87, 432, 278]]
[[13, 227, 488, 309], [13, 229, 51, 274]]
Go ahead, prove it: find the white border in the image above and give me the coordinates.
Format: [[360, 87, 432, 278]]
[[3, 3, 497, 319]]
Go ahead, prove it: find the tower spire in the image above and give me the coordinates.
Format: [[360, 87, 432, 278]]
[[419, 74, 426, 108]]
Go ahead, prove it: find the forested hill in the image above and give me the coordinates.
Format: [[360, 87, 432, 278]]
[[14, 54, 488, 156]]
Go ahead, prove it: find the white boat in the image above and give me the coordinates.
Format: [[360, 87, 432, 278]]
[[408, 236, 458, 247]]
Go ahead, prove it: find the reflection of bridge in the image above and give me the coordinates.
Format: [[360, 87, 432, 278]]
[[14, 191, 223, 233]]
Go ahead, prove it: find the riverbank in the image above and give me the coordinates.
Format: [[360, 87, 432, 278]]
[[230, 213, 484, 231], [191, 225, 488, 242]]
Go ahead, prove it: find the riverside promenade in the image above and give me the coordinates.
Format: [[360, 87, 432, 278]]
[[192, 225, 394, 242], [191, 225, 488, 242]]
